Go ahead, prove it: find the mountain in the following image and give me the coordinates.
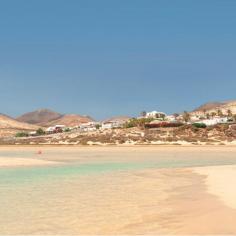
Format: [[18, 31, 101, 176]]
[[192, 100, 236, 115], [193, 102, 227, 112], [41, 114, 94, 127], [16, 109, 62, 125], [0, 113, 39, 137], [0, 113, 39, 129]]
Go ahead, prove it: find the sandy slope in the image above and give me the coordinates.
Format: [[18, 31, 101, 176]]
[[0, 114, 39, 130]]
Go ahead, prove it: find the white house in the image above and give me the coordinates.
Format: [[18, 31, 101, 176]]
[[101, 117, 130, 129], [196, 117, 229, 126], [46, 127, 55, 133], [55, 125, 66, 129], [101, 121, 124, 129], [29, 131, 37, 136], [80, 122, 99, 132], [146, 111, 166, 119], [46, 125, 66, 133]]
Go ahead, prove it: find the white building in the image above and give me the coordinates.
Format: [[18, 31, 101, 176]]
[[146, 111, 166, 119], [196, 117, 229, 126], [46, 127, 55, 133], [29, 131, 37, 136], [101, 121, 124, 129], [101, 117, 129, 129], [80, 122, 99, 132], [46, 125, 66, 133]]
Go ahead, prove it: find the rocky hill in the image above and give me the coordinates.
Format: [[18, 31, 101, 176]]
[[16, 109, 62, 125], [192, 100, 236, 115]]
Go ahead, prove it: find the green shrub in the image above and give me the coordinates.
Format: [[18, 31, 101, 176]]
[[15, 132, 29, 137], [192, 123, 207, 128], [64, 128, 71, 132], [36, 128, 45, 136], [95, 124, 101, 130]]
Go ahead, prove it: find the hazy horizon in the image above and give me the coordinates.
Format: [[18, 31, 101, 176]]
[[1, 0, 236, 120]]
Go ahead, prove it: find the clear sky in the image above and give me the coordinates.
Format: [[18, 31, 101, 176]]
[[0, 0, 236, 120]]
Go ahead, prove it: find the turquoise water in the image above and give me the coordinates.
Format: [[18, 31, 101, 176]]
[[1, 148, 236, 185], [1, 147, 236, 234]]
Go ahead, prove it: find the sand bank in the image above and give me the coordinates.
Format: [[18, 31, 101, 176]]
[[194, 165, 236, 210], [0, 157, 59, 167]]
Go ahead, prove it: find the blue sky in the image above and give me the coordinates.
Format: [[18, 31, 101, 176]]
[[0, 0, 236, 120]]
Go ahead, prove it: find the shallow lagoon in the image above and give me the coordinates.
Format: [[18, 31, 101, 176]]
[[1, 146, 236, 234]]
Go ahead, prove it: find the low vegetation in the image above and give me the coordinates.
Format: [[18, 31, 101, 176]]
[[15, 132, 29, 138], [192, 123, 207, 128], [36, 128, 45, 136], [145, 122, 183, 128], [124, 118, 154, 128], [6, 123, 236, 146]]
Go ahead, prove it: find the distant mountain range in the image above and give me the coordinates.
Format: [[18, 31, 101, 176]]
[[0, 109, 95, 137], [1, 101, 236, 138]]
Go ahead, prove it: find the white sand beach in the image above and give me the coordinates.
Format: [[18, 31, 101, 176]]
[[194, 165, 236, 210]]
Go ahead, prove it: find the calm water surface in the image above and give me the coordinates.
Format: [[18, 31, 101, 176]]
[[0, 147, 236, 234]]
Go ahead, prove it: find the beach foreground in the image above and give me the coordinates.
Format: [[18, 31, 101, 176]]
[[0, 146, 236, 234]]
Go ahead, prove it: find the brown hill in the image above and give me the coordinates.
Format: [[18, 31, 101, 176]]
[[193, 102, 226, 112], [192, 100, 236, 115], [0, 113, 39, 137], [41, 114, 94, 127], [16, 109, 62, 124]]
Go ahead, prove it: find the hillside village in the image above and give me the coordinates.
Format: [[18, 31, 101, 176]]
[[1, 101, 236, 145]]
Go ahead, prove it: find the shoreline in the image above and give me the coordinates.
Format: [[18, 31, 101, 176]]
[[0, 141, 236, 148]]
